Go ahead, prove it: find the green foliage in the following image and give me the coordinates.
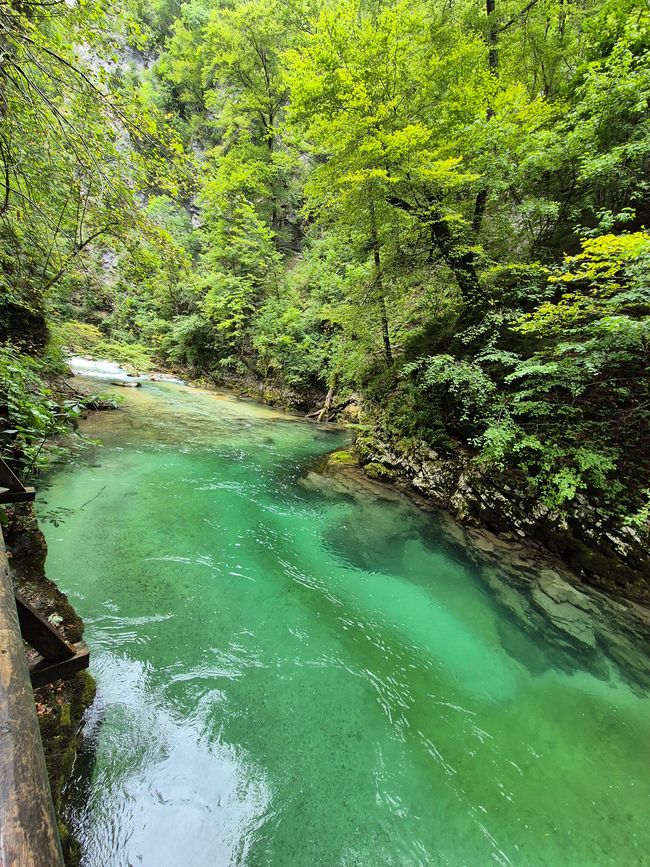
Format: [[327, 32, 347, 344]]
[[159, 314, 217, 371], [51, 322, 104, 355], [0, 345, 81, 478], [250, 288, 331, 388], [51, 321, 153, 372], [402, 232, 649, 509], [2, 0, 649, 522], [403, 356, 497, 425]]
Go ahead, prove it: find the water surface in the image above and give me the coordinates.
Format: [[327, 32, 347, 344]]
[[41, 381, 650, 866]]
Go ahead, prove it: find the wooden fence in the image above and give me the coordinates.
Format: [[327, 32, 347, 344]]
[[0, 529, 65, 866]]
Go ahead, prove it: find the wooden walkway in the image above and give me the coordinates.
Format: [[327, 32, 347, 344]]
[[0, 460, 90, 866]]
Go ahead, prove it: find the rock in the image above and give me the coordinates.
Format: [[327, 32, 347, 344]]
[[538, 569, 597, 611], [362, 461, 396, 482], [531, 573, 598, 648], [438, 513, 468, 547], [339, 401, 361, 422], [470, 533, 496, 554], [300, 465, 403, 506], [326, 449, 358, 467]]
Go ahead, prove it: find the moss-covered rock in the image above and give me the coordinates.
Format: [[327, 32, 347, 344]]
[[363, 461, 396, 482], [354, 432, 380, 465], [327, 448, 357, 466]]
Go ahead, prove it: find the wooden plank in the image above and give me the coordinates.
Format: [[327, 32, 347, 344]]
[[15, 592, 76, 661], [0, 459, 35, 503], [0, 530, 65, 867], [0, 459, 24, 489], [0, 487, 36, 504], [29, 643, 90, 689]]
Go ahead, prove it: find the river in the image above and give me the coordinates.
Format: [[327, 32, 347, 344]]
[[40, 376, 650, 866]]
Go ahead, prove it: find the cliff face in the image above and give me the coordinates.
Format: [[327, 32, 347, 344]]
[[354, 429, 650, 602], [5, 505, 96, 867]]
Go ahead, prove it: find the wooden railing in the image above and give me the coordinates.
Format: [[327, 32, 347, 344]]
[[0, 530, 65, 867], [0, 457, 91, 866]]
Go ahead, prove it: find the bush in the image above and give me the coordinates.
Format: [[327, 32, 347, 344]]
[[0, 344, 82, 478], [51, 321, 103, 354]]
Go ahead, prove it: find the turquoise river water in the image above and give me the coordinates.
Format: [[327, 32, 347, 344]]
[[40, 380, 650, 867]]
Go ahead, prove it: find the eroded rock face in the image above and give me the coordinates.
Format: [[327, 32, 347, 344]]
[[354, 431, 650, 601]]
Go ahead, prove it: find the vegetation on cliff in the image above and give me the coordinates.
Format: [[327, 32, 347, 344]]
[[0, 0, 649, 529]]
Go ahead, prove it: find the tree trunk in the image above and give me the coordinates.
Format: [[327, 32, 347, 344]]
[[472, 188, 488, 234], [369, 201, 393, 366], [388, 195, 482, 309], [429, 210, 482, 305], [317, 373, 338, 422], [379, 294, 393, 366], [472, 0, 499, 235], [487, 0, 498, 75]]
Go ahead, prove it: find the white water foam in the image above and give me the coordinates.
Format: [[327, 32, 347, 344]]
[[67, 356, 184, 384]]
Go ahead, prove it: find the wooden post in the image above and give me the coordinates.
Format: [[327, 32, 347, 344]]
[[15, 593, 77, 661], [0, 531, 65, 867], [0, 459, 35, 504]]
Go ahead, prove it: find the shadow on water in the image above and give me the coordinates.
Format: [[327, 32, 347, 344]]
[[62, 695, 106, 848]]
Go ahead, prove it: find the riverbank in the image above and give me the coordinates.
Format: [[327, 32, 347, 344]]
[[308, 448, 650, 691], [5, 505, 96, 866], [348, 425, 650, 604]]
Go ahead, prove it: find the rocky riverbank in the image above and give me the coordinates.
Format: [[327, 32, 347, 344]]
[[5, 505, 96, 867], [348, 425, 650, 601], [304, 447, 650, 692]]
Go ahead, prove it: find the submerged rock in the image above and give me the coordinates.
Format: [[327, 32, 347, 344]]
[[531, 572, 598, 649], [313, 441, 650, 690], [351, 429, 650, 602]]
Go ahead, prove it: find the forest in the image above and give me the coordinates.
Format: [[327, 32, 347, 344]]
[[1, 3, 650, 864], [1, 0, 649, 526]]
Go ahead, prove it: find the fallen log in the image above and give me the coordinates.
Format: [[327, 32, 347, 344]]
[[307, 396, 356, 422]]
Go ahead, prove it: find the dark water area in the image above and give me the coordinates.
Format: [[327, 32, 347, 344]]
[[40, 379, 650, 866]]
